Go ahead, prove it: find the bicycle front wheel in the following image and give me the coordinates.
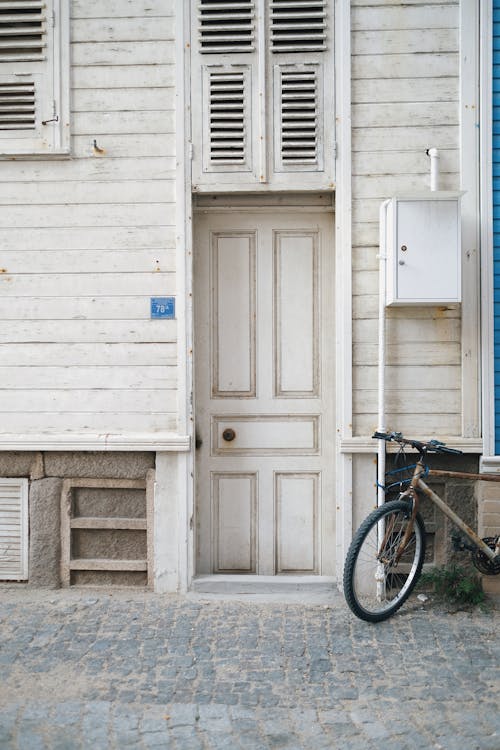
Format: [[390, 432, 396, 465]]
[[343, 499, 426, 623]]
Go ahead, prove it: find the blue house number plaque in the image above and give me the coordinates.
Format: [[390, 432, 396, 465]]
[[150, 297, 175, 319]]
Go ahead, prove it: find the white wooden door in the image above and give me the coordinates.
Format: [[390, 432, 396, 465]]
[[194, 209, 335, 576]]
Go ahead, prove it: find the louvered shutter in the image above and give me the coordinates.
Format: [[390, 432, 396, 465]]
[[274, 64, 323, 172], [0, 0, 69, 156], [269, 0, 327, 52], [0, 478, 28, 580], [191, 0, 334, 188], [193, 0, 258, 185]]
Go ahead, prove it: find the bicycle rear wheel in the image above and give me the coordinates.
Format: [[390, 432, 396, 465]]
[[343, 499, 426, 623]]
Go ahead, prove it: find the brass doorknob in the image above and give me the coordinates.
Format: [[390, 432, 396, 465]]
[[222, 428, 236, 442]]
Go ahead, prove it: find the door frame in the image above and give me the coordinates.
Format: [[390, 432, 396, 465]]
[[192, 199, 337, 577], [176, 0, 354, 592]]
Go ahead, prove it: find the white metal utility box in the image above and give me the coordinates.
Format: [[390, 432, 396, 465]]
[[383, 194, 462, 306]]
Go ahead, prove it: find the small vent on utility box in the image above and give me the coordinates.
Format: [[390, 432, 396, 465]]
[[280, 69, 318, 164], [0, 0, 46, 61], [209, 71, 247, 164], [199, 0, 255, 54], [270, 0, 326, 53], [0, 80, 35, 129]]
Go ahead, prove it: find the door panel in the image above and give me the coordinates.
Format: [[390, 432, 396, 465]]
[[274, 231, 319, 396], [211, 232, 256, 396], [194, 210, 335, 576]]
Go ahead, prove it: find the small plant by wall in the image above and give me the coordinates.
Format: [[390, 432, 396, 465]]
[[419, 564, 487, 610]]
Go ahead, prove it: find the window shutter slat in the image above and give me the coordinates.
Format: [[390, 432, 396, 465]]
[[270, 0, 326, 53], [0, 79, 35, 128], [208, 70, 248, 165], [280, 69, 318, 164], [199, 0, 255, 54], [0, 479, 28, 580], [0, 0, 45, 61]]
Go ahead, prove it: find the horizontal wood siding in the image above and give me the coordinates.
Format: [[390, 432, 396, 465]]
[[0, 1, 177, 435], [351, 0, 461, 436], [494, 0, 500, 453]]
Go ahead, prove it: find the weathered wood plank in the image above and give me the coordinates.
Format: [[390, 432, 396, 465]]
[[72, 88, 174, 113], [353, 270, 378, 297], [0, 272, 174, 297], [72, 134, 175, 158], [0, 412, 177, 432], [0, 343, 177, 366], [352, 126, 459, 152], [352, 150, 459, 176], [0, 367, 176, 389], [353, 102, 458, 129], [353, 317, 461, 343], [352, 246, 379, 272], [353, 342, 461, 367], [0, 296, 175, 321], [72, 65, 175, 89], [0, 390, 177, 412], [353, 53, 459, 80], [72, 111, 175, 136], [72, 0, 175, 18], [352, 172, 459, 200], [0, 157, 176, 182], [352, 77, 458, 105], [0, 204, 175, 228], [71, 17, 175, 43], [0, 320, 177, 343], [352, 0, 457, 5], [353, 28, 458, 56], [353, 413, 461, 438], [355, 389, 460, 414], [354, 365, 461, 390], [0, 226, 174, 250], [0, 250, 175, 275], [353, 294, 461, 320], [71, 41, 175, 66], [352, 5, 458, 31], [0, 180, 176, 205]]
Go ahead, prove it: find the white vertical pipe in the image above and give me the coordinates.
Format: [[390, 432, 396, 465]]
[[377, 201, 390, 508], [427, 147, 440, 191]]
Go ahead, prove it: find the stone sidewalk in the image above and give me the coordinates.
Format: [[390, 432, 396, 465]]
[[0, 586, 498, 749]]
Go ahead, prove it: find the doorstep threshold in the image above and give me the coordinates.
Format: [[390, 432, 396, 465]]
[[188, 575, 339, 603]]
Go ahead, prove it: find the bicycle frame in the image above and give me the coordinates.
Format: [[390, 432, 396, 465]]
[[397, 459, 499, 562]]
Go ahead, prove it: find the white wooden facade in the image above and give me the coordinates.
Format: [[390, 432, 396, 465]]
[[0, 1, 492, 591]]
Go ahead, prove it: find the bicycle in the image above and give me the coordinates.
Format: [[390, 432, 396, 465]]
[[343, 431, 500, 622]]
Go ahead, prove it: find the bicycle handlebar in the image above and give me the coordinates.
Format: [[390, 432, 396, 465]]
[[372, 431, 463, 455]]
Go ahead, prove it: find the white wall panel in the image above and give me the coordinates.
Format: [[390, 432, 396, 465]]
[[0, 0, 178, 438], [351, 0, 461, 436]]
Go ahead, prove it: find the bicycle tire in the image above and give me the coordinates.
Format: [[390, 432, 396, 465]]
[[343, 499, 426, 623]]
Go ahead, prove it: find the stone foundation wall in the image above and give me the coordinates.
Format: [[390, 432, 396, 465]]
[[0, 452, 155, 588]]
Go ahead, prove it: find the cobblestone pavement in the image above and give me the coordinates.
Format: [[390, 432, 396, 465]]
[[0, 586, 498, 750]]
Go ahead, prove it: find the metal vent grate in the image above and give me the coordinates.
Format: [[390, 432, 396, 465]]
[[0, 0, 46, 61], [209, 71, 247, 163], [280, 69, 317, 163], [0, 80, 35, 129], [270, 0, 326, 53], [199, 0, 255, 54], [0, 479, 28, 581]]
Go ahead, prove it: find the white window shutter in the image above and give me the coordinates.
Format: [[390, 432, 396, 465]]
[[191, 0, 334, 189], [202, 65, 252, 173], [274, 64, 323, 173], [198, 0, 255, 54], [0, 0, 69, 156], [0, 478, 29, 581]]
